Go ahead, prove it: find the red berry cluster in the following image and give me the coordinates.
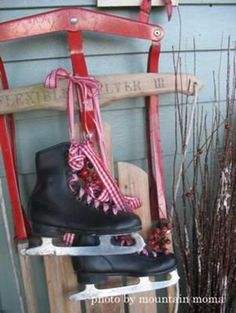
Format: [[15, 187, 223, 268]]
[[79, 161, 101, 187], [148, 220, 172, 255]]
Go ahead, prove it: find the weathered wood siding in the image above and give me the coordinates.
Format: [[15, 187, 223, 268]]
[[0, 1, 235, 312]]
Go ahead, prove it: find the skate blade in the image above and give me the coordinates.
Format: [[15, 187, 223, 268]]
[[69, 270, 179, 301], [20, 233, 145, 256]]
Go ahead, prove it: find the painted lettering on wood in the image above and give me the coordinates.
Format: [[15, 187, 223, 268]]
[[0, 73, 202, 114]]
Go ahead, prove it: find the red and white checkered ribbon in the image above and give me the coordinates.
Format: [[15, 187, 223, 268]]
[[45, 68, 110, 167], [44, 68, 141, 244], [63, 233, 75, 246], [68, 140, 142, 214], [45, 68, 101, 140]]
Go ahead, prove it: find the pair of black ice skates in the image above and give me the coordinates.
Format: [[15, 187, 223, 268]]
[[22, 142, 179, 300]]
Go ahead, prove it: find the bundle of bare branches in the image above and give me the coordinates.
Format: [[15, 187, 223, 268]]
[[171, 41, 236, 313]]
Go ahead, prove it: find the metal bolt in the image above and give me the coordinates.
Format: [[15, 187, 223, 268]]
[[70, 17, 78, 25], [154, 29, 161, 37]]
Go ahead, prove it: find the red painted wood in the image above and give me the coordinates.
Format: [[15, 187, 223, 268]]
[[67, 31, 98, 140], [139, 0, 173, 22], [68, 31, 110, 169], [146, 43, 168, 220], [0, 8, 164, 43], [139, 0, 152, 22]]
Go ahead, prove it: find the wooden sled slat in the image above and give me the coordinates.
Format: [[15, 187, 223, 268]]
[[0, 73, 202, 114], [44, 256, 82, 313], [117, 162, 152, 238], [117, 162, 158, 313]]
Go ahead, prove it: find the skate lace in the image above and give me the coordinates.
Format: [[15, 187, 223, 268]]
[[68, 140, 142, 214]]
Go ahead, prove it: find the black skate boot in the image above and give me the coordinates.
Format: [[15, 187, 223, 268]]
[[22, 142, 144, 256], [70, 234, 179, 300]]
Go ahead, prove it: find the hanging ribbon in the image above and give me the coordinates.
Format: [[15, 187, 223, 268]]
[[45, 68, 142, 215], [45, 68, 100, 140], [45, 68, 110, 167]]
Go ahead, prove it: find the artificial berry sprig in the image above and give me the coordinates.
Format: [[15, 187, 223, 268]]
[[78, 159, 102, 187], [148, 219, 172, 255]]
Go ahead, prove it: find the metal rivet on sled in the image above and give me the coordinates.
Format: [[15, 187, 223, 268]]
[[154, 29, 161, 37], [70, 17, 78, 25]]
